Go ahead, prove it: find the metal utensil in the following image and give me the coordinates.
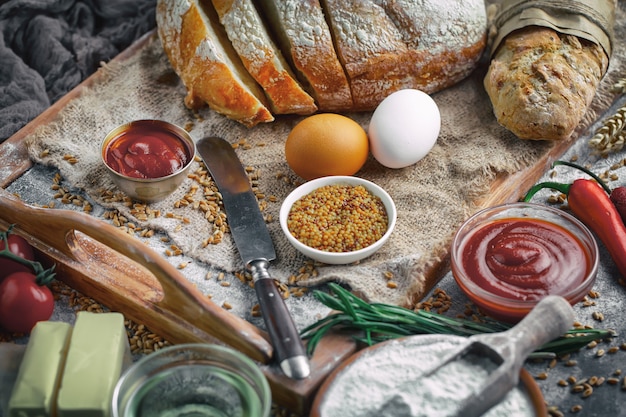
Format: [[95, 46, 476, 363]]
[[196, 136, 310, 379], [422, 295, 574, 417]]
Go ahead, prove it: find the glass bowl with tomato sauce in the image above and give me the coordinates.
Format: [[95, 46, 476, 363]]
[[451, 202, 598, 323], [101, 120, 196, 203]]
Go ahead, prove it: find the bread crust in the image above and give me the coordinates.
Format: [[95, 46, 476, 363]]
[[156, 0, 274, 127], [211, 0, 317, 115], [258, 0, 354, 111], [324, 0, 488, 110], [484, 26, 609, 141]]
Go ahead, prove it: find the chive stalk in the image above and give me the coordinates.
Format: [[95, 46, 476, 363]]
[[302, 283, 614, 358]]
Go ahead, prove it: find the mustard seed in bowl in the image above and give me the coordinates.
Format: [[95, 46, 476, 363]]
[[287, 184, 388, 252], [280, 176, 397, 265]]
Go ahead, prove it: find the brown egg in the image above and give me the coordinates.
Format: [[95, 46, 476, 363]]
[[285, 114, 369, 180]]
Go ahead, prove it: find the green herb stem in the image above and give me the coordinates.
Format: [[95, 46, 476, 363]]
[[302, 283, 614, 357], [552, 160, 612, 194]]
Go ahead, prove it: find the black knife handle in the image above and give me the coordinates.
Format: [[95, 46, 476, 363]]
[[249, 260, 310, 379]]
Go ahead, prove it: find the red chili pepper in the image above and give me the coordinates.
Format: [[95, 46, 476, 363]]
[[548, 160, 626, 227], [524, 178, 626, 278]]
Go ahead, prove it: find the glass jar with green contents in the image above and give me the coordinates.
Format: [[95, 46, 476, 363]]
[[112, 343, 271, 417]]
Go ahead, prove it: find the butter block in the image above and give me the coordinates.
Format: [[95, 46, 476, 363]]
[[56, 312, 130, 417], [8, 321, 72, 417]]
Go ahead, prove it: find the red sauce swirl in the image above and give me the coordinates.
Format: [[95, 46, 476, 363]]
[[105, 126, 191, 179], [459, 218, 591, 301]]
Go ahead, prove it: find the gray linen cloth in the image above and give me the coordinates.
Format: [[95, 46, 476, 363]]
[[0, 0, 156, 142]]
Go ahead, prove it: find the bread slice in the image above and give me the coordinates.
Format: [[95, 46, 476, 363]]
[[323, 0, 488, 110], [257, 0, 354, 111], [156, 0, 274, 126], [211, 0, 317, 115]]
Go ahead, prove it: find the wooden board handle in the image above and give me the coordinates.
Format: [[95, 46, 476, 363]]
[[0, 190, 273, 363]]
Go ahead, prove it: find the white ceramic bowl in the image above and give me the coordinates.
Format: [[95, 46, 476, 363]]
[[279, 176, 396, 264]]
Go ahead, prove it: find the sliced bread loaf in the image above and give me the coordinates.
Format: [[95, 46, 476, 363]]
[[156, 0, 274, 126], [257, 0, 354, 111], [211, 0, 318, 115]]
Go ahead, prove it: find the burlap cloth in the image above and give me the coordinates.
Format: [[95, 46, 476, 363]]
[[24, 4, 626, 307]]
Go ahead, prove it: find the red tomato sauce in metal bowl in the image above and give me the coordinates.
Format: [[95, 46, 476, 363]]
[[104, 125, 192, 179], [458, 218, 592, 301]]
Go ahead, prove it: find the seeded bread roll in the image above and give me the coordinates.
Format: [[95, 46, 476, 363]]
[[483, 0, 615, 141], [484, 26, 609, 141], [156, 0, 274, 127], [211, 0, 318, 115]]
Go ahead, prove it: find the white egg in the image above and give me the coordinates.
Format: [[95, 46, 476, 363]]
[[368, 89, 441, 169]]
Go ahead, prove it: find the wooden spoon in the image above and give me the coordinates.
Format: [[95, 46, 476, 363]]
[[0, 189, 273, 363]]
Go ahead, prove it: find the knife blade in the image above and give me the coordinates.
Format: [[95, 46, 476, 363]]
[[197, 136, 310, 379]]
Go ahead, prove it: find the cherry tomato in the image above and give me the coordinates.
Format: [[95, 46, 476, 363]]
[[0, 272, 54, 333], [0, 234, 35, 280]]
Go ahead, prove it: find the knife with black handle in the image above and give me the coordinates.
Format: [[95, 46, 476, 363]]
[[197, 136, 310, 379]]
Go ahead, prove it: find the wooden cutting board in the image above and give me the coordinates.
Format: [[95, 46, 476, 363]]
[[0, 29, 604, 414]]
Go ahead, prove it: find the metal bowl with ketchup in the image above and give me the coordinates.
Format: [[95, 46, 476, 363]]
[[101, 120, 196, 203], [451, 202, 598, 323]]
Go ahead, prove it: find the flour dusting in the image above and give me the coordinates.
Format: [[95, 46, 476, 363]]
[[319, 335, 535, 417]]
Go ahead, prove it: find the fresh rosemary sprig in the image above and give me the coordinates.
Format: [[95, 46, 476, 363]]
[[301, 283, 615, 358]]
